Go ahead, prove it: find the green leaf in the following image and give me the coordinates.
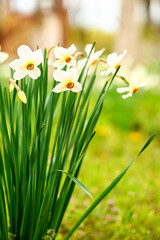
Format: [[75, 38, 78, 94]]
[[53, 170, 93, 199], [64, 133, 157, 240]]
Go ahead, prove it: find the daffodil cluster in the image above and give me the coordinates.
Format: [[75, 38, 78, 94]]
[[3, 43, 147, 102]]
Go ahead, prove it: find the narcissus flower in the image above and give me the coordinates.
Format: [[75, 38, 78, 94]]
[[77, 44, 105, 72], [0, 46, 9, 63], [52, 44, 77, 69], [100, 49, 127, 76], [9, 45, 43, 80], [85, 44, 105, 67], [52, 68, 82, 93], [116, 72, 146, 99]]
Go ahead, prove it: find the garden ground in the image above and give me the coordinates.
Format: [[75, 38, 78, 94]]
[[58, 87, 160, 240]]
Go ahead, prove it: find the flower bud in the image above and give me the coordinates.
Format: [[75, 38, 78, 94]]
[[17, 91, 27, 104]]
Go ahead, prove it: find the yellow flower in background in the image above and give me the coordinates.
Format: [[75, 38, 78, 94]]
[[116, 72, 146, 99], [100, 49, 127, 76], [0, 46, 9, 63], [130, 131, 142, 143], [9, 45, 43, 80], [52, 44, 77, 69], [97, 125, 108, 137], [52, 68, 82, 93]]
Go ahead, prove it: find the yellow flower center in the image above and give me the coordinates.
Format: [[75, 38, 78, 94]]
[[65, 57, 71, 63], [133, 88, 139, 93], [114, 63, 120, 70], [67, 82, 74, 89], [91, 59, 98, 66], [26, 63, 34, 70]]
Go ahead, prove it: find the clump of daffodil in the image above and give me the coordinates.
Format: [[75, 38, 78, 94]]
[[100, 49, 127, 76], [9, 79, 27, 103], [52, 68, 82, 93], [0, 45, 9, 63], [9, 45, 43, 80], [52, 44, 77, 69], [116, 72, 146, 99]]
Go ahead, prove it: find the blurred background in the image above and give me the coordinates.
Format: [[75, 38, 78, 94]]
[[0, 0, 160, 61], [1, 0, 160, 239]]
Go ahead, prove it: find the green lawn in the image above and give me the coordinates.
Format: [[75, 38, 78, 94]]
[[58, 87, 160, 240]]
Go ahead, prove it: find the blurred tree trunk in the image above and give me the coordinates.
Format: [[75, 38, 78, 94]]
[[115, 0, 142, 66], [144, 0, 151, 25], [54, 0, 68, 46], [33, 0, 68, 46]]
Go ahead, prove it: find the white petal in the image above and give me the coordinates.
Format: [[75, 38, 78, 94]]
[[17, 45, 32, 59], [122, 92, 132, 99], [32, 49, 43, 66], [94, 48, 105, 59], [52, 83, 67, 93], [131, 72, 138, 82], [85, 44, 94, 56], [54, 47, 67, 58], [71, 82, 82, 92], [28, 67, 41, 79], [116, 87, 130, 93], [138, 81, 147, 87], [107, 53, 117, 66], [100, 67, 113, 76], [68, 44, 77, 55], [0, 52, 9, 63], [9, 59, 23, 70], [77, 58, 87, 72], [53, 70, 68, 83], [69, 68, 79, 82], [52, 59, 66, 69], [117, 49, 127, 63], [129, 76, 138, 88], [13, 69, 27, 80]]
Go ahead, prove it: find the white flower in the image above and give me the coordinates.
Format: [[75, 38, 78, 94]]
[[52, 44, 77, 69], [117, 73, 146, 99], [0, 46, 9, 63], [52, 68, 82, 93], [85, 44, 105, 66], [9, 45, 43, 80], [100, 49, 127, 76], [77, 44, 105, 72]]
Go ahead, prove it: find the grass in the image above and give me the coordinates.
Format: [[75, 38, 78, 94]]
[[58, 87, 160, 240]]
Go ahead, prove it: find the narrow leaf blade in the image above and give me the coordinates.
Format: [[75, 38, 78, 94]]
[[53, 170, 93, 199]]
